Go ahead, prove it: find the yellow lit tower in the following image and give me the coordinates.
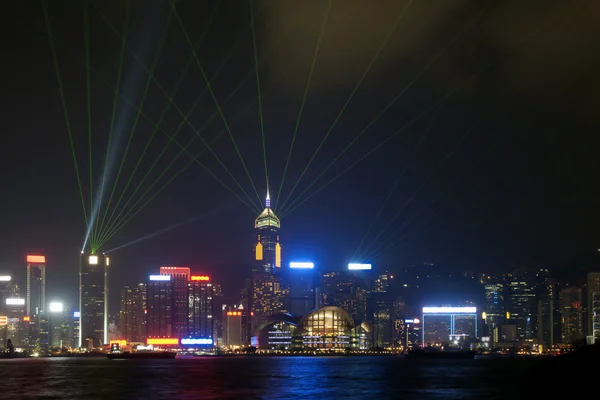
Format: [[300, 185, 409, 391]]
[[253, 187, 281, 274]]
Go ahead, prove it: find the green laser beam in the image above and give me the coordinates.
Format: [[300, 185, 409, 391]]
[[355, 105, 443, 261], [53, 32, 301, 241], [275, 0, 331, 211], [84, 0, 94, 244], [367, 145, 494, 262], [98, 0, 223, 240], [95, 6, 174, 240], [91, 0, 131, 247], [250, 0, 268, 191], [94, 0, 263, 215], [369, 53, 592, 263], [92, 1, 312, 230], [278, 0, 415, 213], [279, 3, 488, 217], [101, 55, 299, 232], [98, 106, 259, 242], [97, 55, 299, 241], [42, 0, 89, 232], [98, 65, 312, 239], [49, 3, 302, 241], [368, 169, 476, 262], [359, 4, 577, 261], [96, 132, 259, 247], [279, 97, 444, 220], [171, 1, 263, 207]]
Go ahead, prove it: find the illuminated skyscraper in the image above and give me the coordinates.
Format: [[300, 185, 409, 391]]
[[119, 283, 147, 343], [146, 275, 173, 338], [253, 189, 281, 274], [26, 254, 46, 317], [160, 266, 190, 338], [507, 270, 536, 341], [559, 286, 583, 344], [252, 189, 285, 333], [0, 275, 12, 315], [79, 252, 109, 348], [188, 275, 213, 340]]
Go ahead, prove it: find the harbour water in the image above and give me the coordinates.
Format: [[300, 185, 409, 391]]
[[0, 355, 584, 399]]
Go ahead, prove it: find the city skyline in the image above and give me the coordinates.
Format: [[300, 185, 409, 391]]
[[3, 1, 600, 301]]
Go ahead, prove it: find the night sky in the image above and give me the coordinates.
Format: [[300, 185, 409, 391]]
[[2, 0, 600, 306]]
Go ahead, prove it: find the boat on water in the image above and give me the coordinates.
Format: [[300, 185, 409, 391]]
[[106, 343, 176, 360], [406, 348, 476, 359], [106, 351, 177, 360]]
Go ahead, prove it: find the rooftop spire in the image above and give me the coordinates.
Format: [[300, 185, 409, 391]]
[[265, 178, 270, 208]]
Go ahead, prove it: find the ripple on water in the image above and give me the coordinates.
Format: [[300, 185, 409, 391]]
[[0, 356, 538, 399]]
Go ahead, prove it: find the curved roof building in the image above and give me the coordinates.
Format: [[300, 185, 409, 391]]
[[256, 306, 372, 351]]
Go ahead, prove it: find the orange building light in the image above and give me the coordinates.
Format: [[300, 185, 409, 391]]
[[147, 338, 179, 345], [226, 311, 242, 316], [23, 316, 31, 322], [190, 275, 210, 281], [110, 340, 127, 347], [26, 255, 46, 264], [275, 243, 281, 268], [255, 242, 263, 261]]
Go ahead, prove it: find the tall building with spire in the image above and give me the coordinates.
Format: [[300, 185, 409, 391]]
[[251, 189, 287, 337], [253, 188, 281, 274]]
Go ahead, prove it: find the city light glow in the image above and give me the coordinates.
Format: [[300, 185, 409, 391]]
[[49, 302, 64, 313], [73, 311, 80, 318], [149, 275, 171, 281], [227, 311, 242, 316], [422, 307, 477, 314], [348, 263, 372, 270], [190, 275, 210, 281], [110, 340, 127, 346], [0, 316, 7, 326], [181, 338, 213, 345], [26, 255, 46, 264], [146, 338, 178, 345], [0, 276, 11, 281], [289, 262, 314, 269], [23, 316, 30, 322], [6, 298, 25, 305], [88, 255, 98, 265]]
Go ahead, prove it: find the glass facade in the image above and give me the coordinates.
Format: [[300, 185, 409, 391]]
[[188, 281, 213, 339], [257, 306, 365, 351], [79, 253, 108, 348], [299, 307, 353, 349]]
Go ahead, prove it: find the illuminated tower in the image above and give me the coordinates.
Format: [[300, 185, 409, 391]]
[[251, 189, 286, 336], [79, 252, 109, 348], [188, 275, 213, 341], [159, 266, 190, 339], [253, 189, 281, 274], [26, 254, 46, 317]]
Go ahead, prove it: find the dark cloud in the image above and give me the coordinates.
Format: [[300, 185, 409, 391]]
[[260, 0, 469, 92], [258, 0, 600, 101]]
